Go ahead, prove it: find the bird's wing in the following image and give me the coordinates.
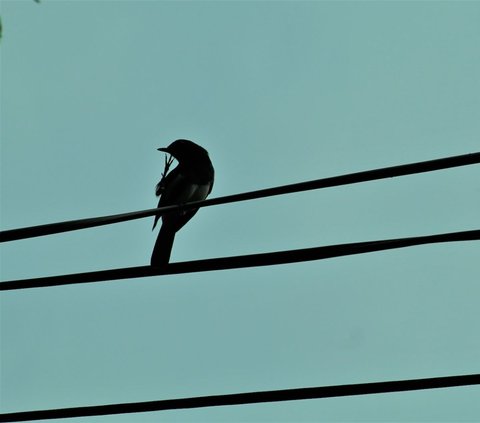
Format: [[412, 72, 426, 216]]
[[153, 170, 213, 231], [207, 167, 214, 195], [153, 167, 211, 230], [161, 181, 212, 233]]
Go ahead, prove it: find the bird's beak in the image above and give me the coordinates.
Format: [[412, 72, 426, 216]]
[[157, 147, 169, 153]]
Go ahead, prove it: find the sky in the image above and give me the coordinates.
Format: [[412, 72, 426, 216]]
[[1, 0, 479, 422]]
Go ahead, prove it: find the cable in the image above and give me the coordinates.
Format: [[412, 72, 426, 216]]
[[1, 152, 479, 243], [1, 373, 478, 422], [2, 229, 478, 291]]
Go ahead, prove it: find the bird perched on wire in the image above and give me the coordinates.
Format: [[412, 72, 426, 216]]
[[151, 139, 214, 267]]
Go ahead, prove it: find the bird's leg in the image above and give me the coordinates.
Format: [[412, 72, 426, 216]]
[[163, 154, 175, 176], [155, 154, 175, 196]]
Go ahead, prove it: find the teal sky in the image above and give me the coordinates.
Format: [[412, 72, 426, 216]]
[[1, 1, 479, 422]]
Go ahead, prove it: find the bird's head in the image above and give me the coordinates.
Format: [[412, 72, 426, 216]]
[[157, 139, 208, 162]]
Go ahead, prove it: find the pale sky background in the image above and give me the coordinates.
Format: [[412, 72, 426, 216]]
[[1, 1, 479, 422]]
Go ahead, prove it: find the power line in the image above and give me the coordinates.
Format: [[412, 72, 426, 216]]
[[1, 373, 478, 422], [1, 152, 479, 243], [2, 229, 478, 291]]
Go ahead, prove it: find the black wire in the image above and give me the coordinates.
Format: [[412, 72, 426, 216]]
[[1, 374, 478, 422], [1, 152, 479, 243], [2, 229, 478, 291]]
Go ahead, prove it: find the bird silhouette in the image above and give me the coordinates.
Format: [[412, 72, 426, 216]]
[[151, 139, 214, 267]]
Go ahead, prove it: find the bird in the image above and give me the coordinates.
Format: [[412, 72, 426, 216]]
[[151, 139, 214, 267]]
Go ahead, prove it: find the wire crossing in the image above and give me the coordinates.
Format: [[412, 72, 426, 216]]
[[1, 152, 479, 243], [1, 229, 478, 291], [1, 374, 478, 422]]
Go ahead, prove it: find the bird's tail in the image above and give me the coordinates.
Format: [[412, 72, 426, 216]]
[[151, 224, 176, 267]]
